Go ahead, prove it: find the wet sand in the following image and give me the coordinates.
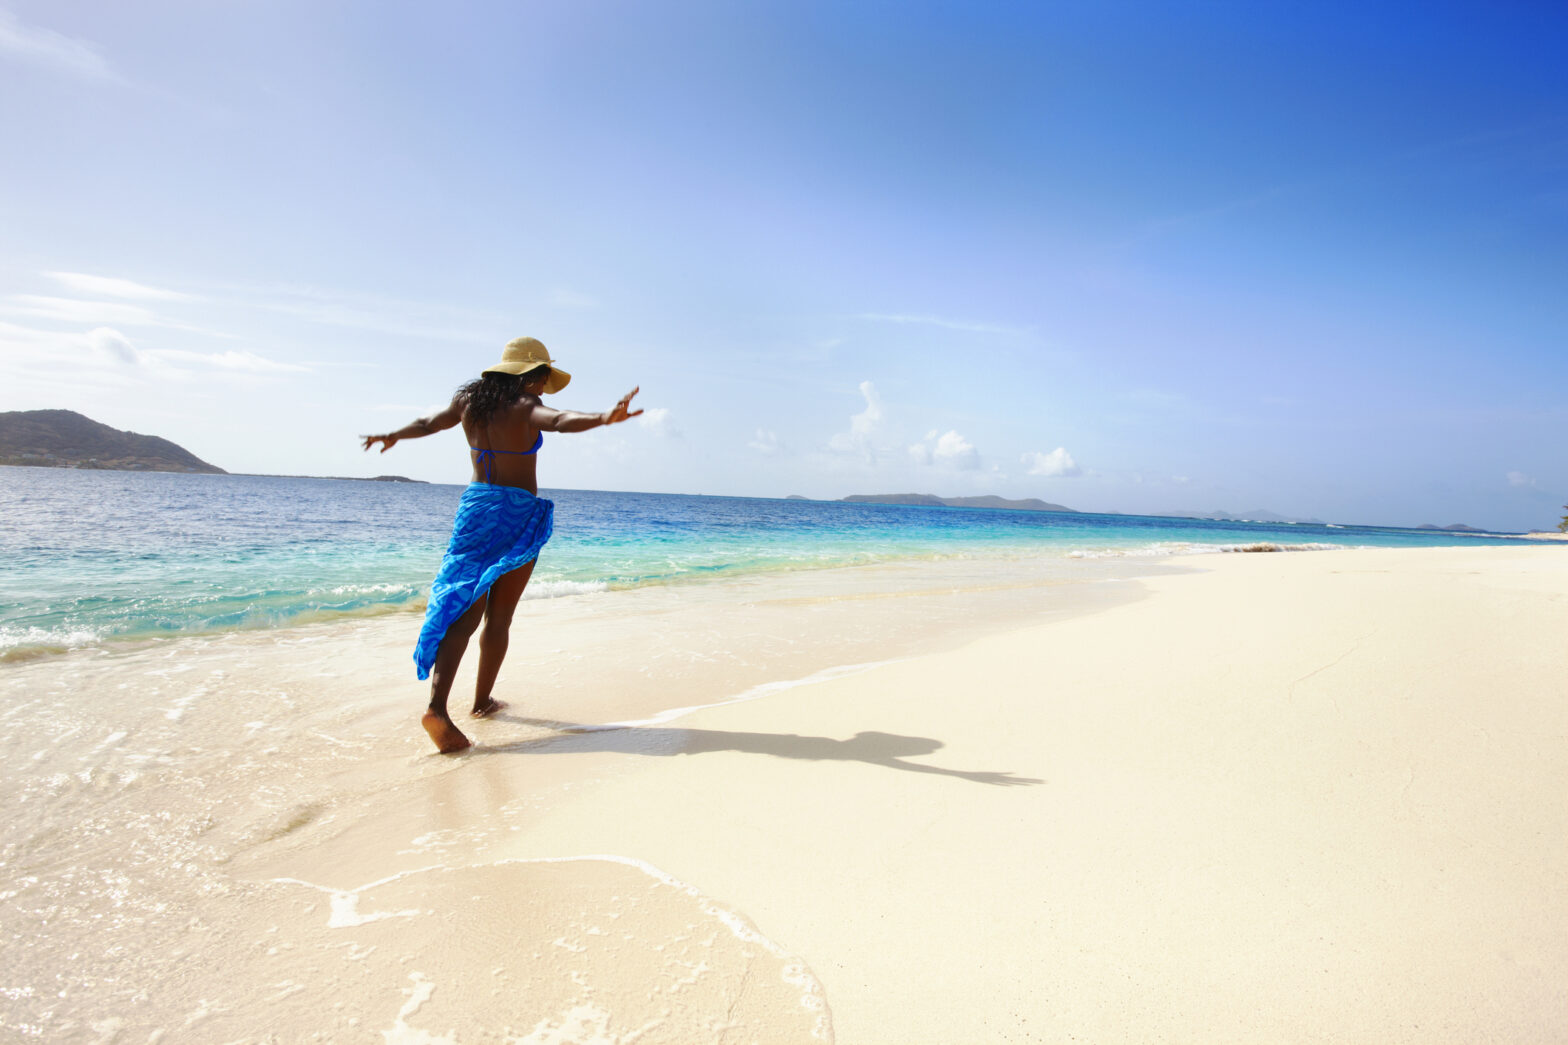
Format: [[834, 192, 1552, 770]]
[[4, 546, 1565, 1042]]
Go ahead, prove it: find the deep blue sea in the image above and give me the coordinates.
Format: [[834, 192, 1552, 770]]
[[0, 466, 1543, 659]]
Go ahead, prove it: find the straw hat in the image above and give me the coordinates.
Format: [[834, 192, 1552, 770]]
[[482, 336, 572, 393]]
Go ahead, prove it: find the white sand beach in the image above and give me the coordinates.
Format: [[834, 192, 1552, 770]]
[[4, 546, 1565, 1042]]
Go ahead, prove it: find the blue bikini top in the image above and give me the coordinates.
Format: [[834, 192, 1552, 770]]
[[470, 431, 542, 482]]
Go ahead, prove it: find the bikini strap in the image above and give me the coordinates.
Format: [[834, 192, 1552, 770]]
[[469, 432, 542, 482]]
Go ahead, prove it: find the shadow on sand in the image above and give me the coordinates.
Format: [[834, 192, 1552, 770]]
[[478, 716, 1042, 787]]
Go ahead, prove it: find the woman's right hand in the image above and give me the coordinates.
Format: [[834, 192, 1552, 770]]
[[361, 433, 398, 453]]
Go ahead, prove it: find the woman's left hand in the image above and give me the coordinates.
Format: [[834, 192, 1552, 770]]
[[605, 388, 643, 425]]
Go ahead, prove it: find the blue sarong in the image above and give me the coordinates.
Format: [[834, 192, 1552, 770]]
[[414, 483, 553, 680]]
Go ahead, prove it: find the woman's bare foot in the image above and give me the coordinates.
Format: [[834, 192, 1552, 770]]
[[422, 711, 472, 753], [470, 697, 507, 719]]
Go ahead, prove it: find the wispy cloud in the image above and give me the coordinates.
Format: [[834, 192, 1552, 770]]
[[1507, 470, 1538, 489], [4, 294, 161, 326], [0, 294, 233, 338], [1122, 122, 1567, 251], [747, 428, 782, 455], [855, 313, 1026, 336], [1125, 184, 1295, 247], [369, 403, 449, 415], [44, 271, 195, 302], [1103, 387, 1198, 428], [35, 269, 502, 344], [0, 9, 118, 82], [30, 268, 505, 345], [87, 327, 309, 376], [226, 282, 501, 343], [154, 347, 311, 374], [636, 407, 680, 437], [1, 322, 308, 383]]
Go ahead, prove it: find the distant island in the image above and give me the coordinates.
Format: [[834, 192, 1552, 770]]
[[1163, 508, 1327, 525], [791, 496, 1528, 533], [236, 473, 429, 484], [841, 493, 1077, 513], [0, 409, 225, 474]]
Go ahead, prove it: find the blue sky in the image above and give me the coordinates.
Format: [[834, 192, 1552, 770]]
[[2, 1, 1564, 530]]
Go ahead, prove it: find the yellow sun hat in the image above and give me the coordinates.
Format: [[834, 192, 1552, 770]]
[[482, 336, 572, 393]]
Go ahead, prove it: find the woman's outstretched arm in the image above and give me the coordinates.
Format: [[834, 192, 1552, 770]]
[[525, 387, 643, 433], [361, 398, 463, 453]]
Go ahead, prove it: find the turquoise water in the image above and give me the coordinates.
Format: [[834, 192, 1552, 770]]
[[0, 466, 1546, 658]]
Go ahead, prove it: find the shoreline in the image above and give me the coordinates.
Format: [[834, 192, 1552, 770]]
[[5, 545, 1565, 1041], [8, 532, 1563, 665], [0, 542, 1169, 667]]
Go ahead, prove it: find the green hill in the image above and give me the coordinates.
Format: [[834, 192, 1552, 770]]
[[0, 409, 225, 473]]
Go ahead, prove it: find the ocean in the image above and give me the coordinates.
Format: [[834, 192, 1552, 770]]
[[0, 465, 1543, 662]]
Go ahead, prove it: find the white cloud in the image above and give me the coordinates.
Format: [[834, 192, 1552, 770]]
[[856, 313, 1024, 336], [0, 9, 117, 81], [828, 381, 883, 461], [636, 407, 679, 437], [87, 327, 140, 364], [0, 323, 142, 374], [910, 429, 980, 470], [1507, 470, 1538, 488], [848, 381, 882, 438], [45, 271, 195, 302], [1021, 447, 1082, 477], [747, 428, 781, 455]]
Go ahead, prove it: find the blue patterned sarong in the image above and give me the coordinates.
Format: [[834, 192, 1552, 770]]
[[414, 483, 553, 680]]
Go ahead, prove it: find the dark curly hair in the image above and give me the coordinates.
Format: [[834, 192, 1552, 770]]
[[457, 368, 550, 427]]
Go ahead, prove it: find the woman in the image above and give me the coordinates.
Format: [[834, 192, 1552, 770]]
[[362, 336, 641, 752]]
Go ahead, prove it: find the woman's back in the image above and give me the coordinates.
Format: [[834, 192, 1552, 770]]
[[462, 395, 542, 491]]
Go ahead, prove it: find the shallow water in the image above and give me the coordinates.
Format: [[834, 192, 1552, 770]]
[[0, 465, 1539, 660]]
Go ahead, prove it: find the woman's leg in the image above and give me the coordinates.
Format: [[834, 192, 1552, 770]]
[[471, 558, 537, 717], [422, 595, 488, 752]]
